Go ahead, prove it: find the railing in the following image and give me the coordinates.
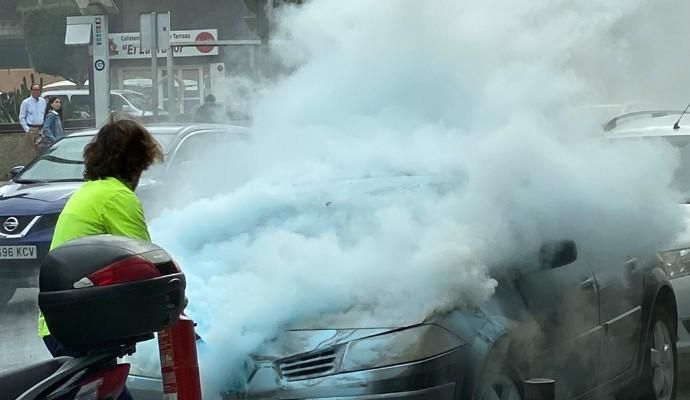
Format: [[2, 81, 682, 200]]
[[0, 119, 95, 134]]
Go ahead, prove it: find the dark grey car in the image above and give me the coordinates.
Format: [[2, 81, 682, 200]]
[[127, 176, 679, 400]]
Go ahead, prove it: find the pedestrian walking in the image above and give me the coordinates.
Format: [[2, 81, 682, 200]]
[[18, 84, 47, 158], [37, 97, 65, 153]]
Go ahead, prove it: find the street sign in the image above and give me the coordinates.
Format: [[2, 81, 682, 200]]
[[139, 13, 153, 50], [139, 12, 170, 50], [109, 29, 219, 59], [156, 12, 170, 50], [140, 12, 172, 119], [65, 23, 91, 45], [64, 15, 111, 126]]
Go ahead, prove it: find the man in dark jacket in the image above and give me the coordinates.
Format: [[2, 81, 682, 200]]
[[195, 94, 224, 123]]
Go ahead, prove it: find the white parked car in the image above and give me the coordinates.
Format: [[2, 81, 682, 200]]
[[605, 109, 690, 355], [41, 89, 164, 119]]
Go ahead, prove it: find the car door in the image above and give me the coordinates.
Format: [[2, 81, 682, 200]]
[[515, 248, 602, 399], [592, 254, 644, 381]]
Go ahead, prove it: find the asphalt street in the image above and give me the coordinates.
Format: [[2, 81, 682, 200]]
[[0, 288, 51, 370], [1, 289, 690, 399]]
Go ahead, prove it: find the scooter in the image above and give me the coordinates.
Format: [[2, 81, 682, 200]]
[[0, 235, 187, 400]]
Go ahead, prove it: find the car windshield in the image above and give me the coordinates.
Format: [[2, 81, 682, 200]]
[[15, 135, 91, 183], [121, 92, 152, 111], [14, 131, 176, 183]]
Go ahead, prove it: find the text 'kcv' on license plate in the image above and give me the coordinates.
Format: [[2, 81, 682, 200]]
[[0, 245, 37, 259]]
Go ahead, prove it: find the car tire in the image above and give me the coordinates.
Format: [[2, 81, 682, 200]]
[[621, 307, 678, 400], [0, 285, 17, 307]]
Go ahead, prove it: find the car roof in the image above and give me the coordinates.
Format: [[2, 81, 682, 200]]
[[68, 123, 248, 147], [603, 110, 690, 139], [42, 89, 142, 96], [43, 89, 89, 95]]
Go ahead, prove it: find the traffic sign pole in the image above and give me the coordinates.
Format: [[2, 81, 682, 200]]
[[166, 43, 175, 122], [65, 15, 111, 126], [150, 11, 159, 118]]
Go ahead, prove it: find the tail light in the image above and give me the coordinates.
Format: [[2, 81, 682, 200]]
[[73, 256, 162, 288], [75, 364, 130, 400]]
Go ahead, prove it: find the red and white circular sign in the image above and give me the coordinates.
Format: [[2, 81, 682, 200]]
[[195, 31, 215, 53]]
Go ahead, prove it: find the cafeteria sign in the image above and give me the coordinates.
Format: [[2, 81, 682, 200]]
[[109, 29, 219, 59]]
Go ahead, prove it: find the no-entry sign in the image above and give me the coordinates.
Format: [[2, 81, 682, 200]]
[[195, 31, 215, 53]]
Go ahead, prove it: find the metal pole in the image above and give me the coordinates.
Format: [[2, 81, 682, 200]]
[[249, 45, 256, 79], [523, 378, 555, 400], [166, 45, 175, 122], [265, 0, 273, 44], [150, 11, 159, 118]]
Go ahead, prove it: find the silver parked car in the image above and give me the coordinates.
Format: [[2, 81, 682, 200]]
[[605, 109, 690, 357], [127, 175, 680, 400]]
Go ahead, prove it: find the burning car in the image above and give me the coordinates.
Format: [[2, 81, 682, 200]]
[[126, 175, 679, 400]]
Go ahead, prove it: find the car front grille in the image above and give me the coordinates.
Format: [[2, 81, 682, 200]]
[[277, 348, 338, 381], [32, 213, 60, 232], [0, 215, 40, 237]]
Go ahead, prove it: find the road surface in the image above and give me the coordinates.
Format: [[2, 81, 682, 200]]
[[0, 288, 51, 370], [1, 290, 690, 399]]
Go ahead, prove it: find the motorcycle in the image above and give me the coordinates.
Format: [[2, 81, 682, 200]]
[[0, 235, 186, 400]]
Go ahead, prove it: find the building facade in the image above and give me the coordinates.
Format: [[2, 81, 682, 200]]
[[1, 0, 263, 114], [106, 0, 259, 114]]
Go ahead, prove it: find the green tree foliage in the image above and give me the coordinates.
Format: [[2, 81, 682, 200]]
[[19, 0, 89, 85]]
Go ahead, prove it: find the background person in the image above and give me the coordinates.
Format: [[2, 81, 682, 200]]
[[37, 97, 65, 153], [195, 94, 224, 122], [18, 84, 47, 158]]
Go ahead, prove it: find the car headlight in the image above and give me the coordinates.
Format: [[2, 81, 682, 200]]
[[340, 324, 465, 373], [659, 248, 690, 279]]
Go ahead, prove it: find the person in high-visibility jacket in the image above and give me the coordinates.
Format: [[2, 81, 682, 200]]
[[37, 117, 163, 400]]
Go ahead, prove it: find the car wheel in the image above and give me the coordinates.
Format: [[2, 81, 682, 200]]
[[478, 371, 523, 400], [0, 285, 17, 307], [646, 309, 677, 400], [624, 307, 678, 400]]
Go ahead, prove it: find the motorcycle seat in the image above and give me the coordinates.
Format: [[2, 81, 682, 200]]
[[0, 356, 71, 400]]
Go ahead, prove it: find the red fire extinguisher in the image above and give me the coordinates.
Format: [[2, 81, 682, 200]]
[[158, 315, 202, 400]]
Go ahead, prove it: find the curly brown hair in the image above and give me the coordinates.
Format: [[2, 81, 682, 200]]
[[83, 118, 163, 182]]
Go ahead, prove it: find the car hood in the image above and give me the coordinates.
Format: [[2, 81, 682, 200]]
[[0, 181, 82, 215], [253, 311, 445, 361]]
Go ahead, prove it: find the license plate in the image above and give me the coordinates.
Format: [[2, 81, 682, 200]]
[[0, 245, 37, 259]]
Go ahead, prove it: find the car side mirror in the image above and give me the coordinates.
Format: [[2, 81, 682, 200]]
[[540, 240, 577, 269], [121, 104, 135, 113], [9, 165, 24, 180]]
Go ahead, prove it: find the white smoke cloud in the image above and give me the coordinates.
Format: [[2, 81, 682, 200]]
[[135, 0, 686, 396]]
